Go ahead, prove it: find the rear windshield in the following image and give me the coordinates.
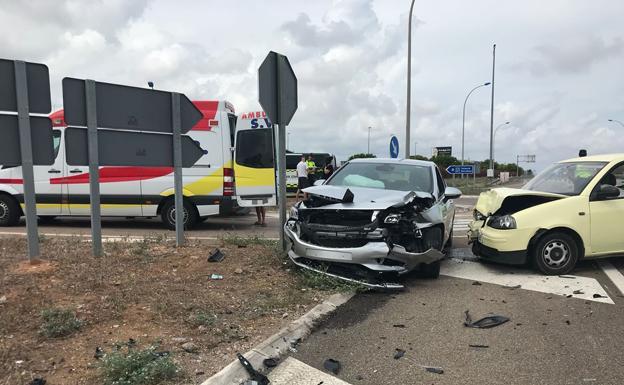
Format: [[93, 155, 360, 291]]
[[236, 129, 274, 168], [327, 162, 433, 192]]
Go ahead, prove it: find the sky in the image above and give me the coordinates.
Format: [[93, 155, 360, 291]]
[[1, 0, 623, 169]]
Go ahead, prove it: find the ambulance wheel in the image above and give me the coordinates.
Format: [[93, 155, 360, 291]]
[[0, 194, 20, 227], [161, 199, 198, 230]]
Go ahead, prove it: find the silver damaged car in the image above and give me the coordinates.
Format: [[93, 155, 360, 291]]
[[285, 158, 461, 289]]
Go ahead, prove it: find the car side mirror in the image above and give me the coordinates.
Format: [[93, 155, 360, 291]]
[[444, 186, 462, 201], [597, 184, 620, 200], [313, 179, 326, 186]]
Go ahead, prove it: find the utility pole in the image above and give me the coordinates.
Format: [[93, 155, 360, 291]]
[[405, 0, 416, 158], [368, 126, 371, 154], [488, 44, 496, 174]]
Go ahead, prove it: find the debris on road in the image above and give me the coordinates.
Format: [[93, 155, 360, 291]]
[[593, 293, 607, 298], [237, 353, 270, 385], [208, 248, 225, 262], [573, 290, 584, 295], [28, 379, 46, 385], [472, 281, 482, 286], [464, 310, 509, 329], [469, 344, 489, 348], [392, 324, 406, 328], [393, 348, 406, 359], [425, 366, 444, 374], [323, 358, 341, 375], [210, 274, 224, 280], [263, 358, 279, 368]]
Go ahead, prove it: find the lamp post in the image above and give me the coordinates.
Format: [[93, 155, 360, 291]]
[[405, 0, 416, 158], [488, 44, 496, 174], [492, 121, 510, 162], [608, 119, 624, 128], [462, 82, 491, 167], [367, 126, 372, 154]]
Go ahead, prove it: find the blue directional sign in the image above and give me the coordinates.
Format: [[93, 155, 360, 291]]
[[446, 164, 475, 175], [389, 135, 399, 158]]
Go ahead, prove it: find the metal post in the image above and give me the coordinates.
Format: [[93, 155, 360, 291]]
[[14, 61, 39, 260], [171, 93, 185, 247], [488, 44, 496, 172], [516, 155, 519, 177], [276, 58, 287, 252], [405, 0, 416, 159], [367, 126, 371, 154], [85, 80, 102, 256]]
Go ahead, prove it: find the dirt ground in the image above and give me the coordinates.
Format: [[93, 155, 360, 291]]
[[0, 236, 338, 385]]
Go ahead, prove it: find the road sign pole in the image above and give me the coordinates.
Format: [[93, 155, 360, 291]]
[[14, 60, 40, 260], [85, 80, 102, 256], [275, 57, 287, 252], [172, 93, 185, 246]]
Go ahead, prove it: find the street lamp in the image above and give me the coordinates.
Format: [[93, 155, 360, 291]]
[[608, 119, 624, 128], [367, 126, 372, 154], [405, 0, 416, 158], [492, 121, 510, 162], [461, 82, 491, 167]]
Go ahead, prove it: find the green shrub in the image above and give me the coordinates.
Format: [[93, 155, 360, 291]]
[[100, 344, 178, 385], [40, 308, 82, 338]]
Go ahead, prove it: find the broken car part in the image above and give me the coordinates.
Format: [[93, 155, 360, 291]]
[[208, 248, 225, 262], [237, 353, 270, 385], [464, 310, 510, 329], [323, 358, 341, 375]]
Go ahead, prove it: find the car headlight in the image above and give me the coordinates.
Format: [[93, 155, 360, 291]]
[[289, 206, 298, 219], [488, 215, 517, 230], [473, 210, 486, 221], [384, 213, 401, 224]]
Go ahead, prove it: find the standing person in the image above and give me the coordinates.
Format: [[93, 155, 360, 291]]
[[254, 206, 266, 226], [296, 155, 309, 201], [306, 155, 317, 186], [323, 164, 334, 180]]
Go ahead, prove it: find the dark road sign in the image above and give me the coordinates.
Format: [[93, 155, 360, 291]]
[[65, 127, 205, 167], [258, 51, 298, 126], [390, 136, 399, 158], [0, 115, 54, 166], [62, 78, 203, 134], [446, 164, 475, 175], [0, 59, 51, 114], [435, 146, 452, 157]]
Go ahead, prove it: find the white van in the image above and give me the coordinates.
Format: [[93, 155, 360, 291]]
[[0, 100, 276, 229]]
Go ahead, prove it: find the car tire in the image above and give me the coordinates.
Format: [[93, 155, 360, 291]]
[[420, 260, 441, 279], [532, 232, 579, 275], [161, 199, 199, 230], [0, 194, 20, 227]]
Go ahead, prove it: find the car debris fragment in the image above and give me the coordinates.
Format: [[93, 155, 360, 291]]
[[208, 248, 225, 263], [237, 353, 270, 385], [393, 348, 406, 359], [425, 366, 444, 374], [323, 358, 341, 375], [464, 310, 510, 329]]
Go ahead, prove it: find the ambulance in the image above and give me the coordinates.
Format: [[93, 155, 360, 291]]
[[0, 101, 276, 229]]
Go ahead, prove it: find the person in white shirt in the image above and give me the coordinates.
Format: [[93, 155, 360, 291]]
[[296, 155, 309, 200]]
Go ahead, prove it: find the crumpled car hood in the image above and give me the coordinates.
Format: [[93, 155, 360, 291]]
[[476, 187, 567, 215], [302, 185, 434, 210]]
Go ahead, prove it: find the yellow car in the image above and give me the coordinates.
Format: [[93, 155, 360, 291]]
[[469, 154, 624, 275]]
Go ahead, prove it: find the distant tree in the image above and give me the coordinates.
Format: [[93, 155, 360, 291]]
[[409, 155, 430, 161], [348, 153, 377, 161]]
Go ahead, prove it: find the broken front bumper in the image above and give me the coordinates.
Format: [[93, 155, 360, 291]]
[[284, 222, 444, 287]]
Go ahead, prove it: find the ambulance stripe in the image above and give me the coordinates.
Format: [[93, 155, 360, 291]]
[[0, 179, 24, 184], [49, 167, 173, 184]]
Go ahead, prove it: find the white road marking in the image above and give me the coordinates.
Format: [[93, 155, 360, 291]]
[[441, 255, 614, 304], [597, 260, 624, 296], [268, 357, 352, 385]]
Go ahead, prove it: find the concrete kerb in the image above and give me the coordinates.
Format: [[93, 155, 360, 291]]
[[200, 292, 355, 385]]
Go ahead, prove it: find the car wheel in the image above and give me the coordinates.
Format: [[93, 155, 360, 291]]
[[420, 260, 441, 279], [0, 194, 20, 227], [161, 199, 199, 230], [533, 232, 579, 275]]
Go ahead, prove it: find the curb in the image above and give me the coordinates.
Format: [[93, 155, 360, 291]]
[[200, 292, 355, 385]]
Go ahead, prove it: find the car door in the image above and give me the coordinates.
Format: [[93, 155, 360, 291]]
[[434, 166, 454, 240], [35, 129, 64, 216], [234, 128, 277, 207], [588, 163, 624, 255]]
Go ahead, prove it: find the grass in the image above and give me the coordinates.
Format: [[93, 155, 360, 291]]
[[297, 267, 365, 292], [187, 310, 218, 327], [100, 343, 178, 385], [40, 308, 82, 338]]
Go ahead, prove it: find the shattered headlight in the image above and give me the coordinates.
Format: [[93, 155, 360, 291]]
[[289, 206, 298, 219], [384, 213, 401, 224], [473, 210, 486, 221], [488, 215, 517, 230]]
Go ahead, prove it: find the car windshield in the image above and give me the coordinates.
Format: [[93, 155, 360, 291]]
[[523, 161, 607, 195], [326, 162, 433, 192]]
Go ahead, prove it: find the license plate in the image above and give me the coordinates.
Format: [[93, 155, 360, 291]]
[[306, 249, 352, 261]]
